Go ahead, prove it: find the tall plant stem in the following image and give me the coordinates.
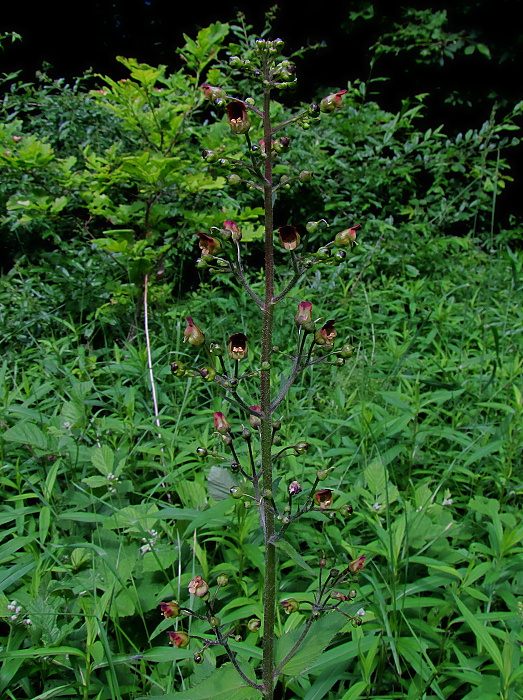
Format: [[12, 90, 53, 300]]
[[260, 70, 276, 700]]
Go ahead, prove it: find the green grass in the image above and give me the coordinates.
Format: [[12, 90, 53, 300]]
[[1, 232, 523, 699]]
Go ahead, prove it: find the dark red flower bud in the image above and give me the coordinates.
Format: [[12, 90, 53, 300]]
[[281, 598, 300, 614], [223, 220, 242, 241], [313, 489, 334, 509], [259, 138, 275, 154], [335, 224, 361, 248], [188, 575, 209, 597], [295, 301, 313, 329], [320, 89, 348, 113], [278, 225, 300, 251], [201, 83, 226, 101], [289, 480, 302, 496], [197, 232, 221, 256], [184, 317, 205, 347], [214, 412, 231, 434], [168, 630, 190, 648], [314, 320, 337, 346], [226, 101, 251, 134], [228, 333, 248, 360], [348, 555, 366, 574], [249, 406, 262, 428], [274, 136, 291, 153], [160, 601, 180, 618]]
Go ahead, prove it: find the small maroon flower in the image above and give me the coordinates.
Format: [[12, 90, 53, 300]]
[[226, 101, 251, 134], [167, 630, 190, 648], [320, 89, 348, 113], [228, 333, 248, 360], [278, 225, 300, 251], [249, 406, 262, 429], [201, 83, 226, 101], [184, 317, 205, 347], [348, 555, 366, 574], [314, 320, 337, 346], [289, 480, 302, 496], [223, 220, 242, 241], [160, 601, 180, 618], [313, 489, 334, 509], [295, 301, 313, 329], [281, 598, 300, 614], [214, 412, 231, 435], [188, 575, 209, 598], [335, 224, 361, 248], [197, 232, 221, 256]]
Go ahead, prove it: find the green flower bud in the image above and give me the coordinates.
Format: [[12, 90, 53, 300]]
[[316, 469, 329, 481], [294, 441, 310, 455], [228, 174, 242, 186], [230, 487, 243, 499], [196, 447, 208, 457], [199, 366, 216, 381], [340, 344, 355, 358], [170, 361, 186, 377], [306, 221, 319, 233], [217, 574, 229, 587], [194, 652, 204, 664], [247, 618, 261, 632], [315, 247, 331, 260], [299, 170, 313, 182], [210, 616, 220, 627], [202, 149, 217, 161]]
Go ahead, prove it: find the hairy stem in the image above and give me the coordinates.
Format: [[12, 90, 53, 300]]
[[260, 61, 277, 700]]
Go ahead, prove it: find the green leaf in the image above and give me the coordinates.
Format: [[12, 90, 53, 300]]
[[141, 661, 260, 699], [2, 422, 47, 449], [207, 465, 238, 501], [452, 592, 503, 672], [91, 445, 115, 475], [275, 611, 347, 677], [363, 459, 387, 495], [275, 539, 316, 576], [82, 475, 111, 488], [340, 681, 369, 700]]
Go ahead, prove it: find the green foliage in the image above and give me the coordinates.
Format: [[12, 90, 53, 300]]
[[2, 230, 523, 698], [371, 8, 491, 65], [2, 15, 523, 700]]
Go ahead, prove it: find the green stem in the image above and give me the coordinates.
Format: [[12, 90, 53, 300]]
[[260, 61, 277, 700]]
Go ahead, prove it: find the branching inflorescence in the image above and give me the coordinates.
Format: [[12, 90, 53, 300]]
[[165, 37, 366, 700]]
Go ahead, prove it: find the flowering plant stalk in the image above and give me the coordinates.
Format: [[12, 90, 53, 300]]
[[167, 36, 366, 700]]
